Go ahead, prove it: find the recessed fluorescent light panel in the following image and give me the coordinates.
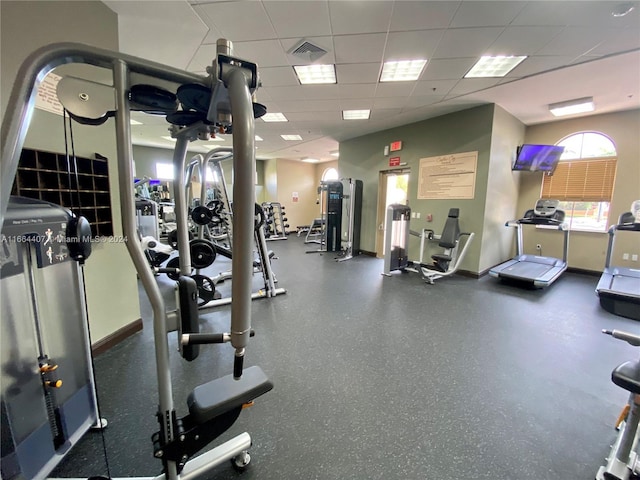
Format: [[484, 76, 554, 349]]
[[380, 59, 428, 82], [330, 150, 339, 157], [293, 64, 337, 84], [281, 134, 302, 141], [255, 135, 263, 141], [465, 55, 527, 78], [161, 136, 177, 142], [130, 119, 143, 125], [549, 97, 595, 117], [262, 113, 288, 122], [342, 109, 370, 120], [302, 158, 319, 163]]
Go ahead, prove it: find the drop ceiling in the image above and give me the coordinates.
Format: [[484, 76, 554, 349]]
[[103, 0, 640, 162]]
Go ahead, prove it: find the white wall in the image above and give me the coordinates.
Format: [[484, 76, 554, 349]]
[[1, 1, 141, 342]]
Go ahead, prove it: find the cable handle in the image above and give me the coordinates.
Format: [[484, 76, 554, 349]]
[[603, 329, 640, 347], [181, 329, 255, 346]]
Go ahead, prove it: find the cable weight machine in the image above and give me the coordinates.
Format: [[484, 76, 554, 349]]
[[306, 178, 362, 261], [1, 38, 273, 480]]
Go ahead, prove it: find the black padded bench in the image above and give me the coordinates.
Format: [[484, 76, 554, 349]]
[[187, 366, 273, 424], [612, 360, 640, 394]]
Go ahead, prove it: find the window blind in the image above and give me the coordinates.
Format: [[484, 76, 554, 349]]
[[541, 158, 617, 202]]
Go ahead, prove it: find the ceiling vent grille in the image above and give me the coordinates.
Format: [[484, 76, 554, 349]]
[[289, 40, 328, 62]]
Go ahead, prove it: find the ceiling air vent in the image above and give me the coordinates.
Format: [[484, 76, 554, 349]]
[[289, 40, 328, 62]]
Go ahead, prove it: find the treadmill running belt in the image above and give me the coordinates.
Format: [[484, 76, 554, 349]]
[[611, 275, 640, 297]]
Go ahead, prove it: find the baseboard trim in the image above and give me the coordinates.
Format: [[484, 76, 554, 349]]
[[456, 269, 485, 279], [360, 249, 377, 257], [92, 318, 143, 356], [567, 266, 601, 277]]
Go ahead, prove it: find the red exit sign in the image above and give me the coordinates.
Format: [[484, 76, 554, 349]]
[[389, 156, 401, 167], [390, 140, 403, 152]]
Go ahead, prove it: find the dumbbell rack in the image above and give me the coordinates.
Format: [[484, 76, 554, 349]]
[[262, 202, 289, 240]]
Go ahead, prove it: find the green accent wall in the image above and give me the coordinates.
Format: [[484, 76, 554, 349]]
[[340, 104, 507, 274]]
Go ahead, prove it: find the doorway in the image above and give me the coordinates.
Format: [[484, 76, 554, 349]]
[[375, 169, 410, 258]]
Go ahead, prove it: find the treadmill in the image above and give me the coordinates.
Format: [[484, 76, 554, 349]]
[[490, 199, 569, 288], [596, 201, 640, 320]]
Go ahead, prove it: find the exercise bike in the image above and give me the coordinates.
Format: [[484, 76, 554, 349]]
[[596, 329, 640, 480]]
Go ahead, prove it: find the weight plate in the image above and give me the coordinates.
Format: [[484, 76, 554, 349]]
[[167, 230, 194, 250], [177, 84, 211, 113], [166, 110, 207, 126], [129, 84, 178, 114], [191, 205, 213, 226], [192, 274, 218, 306], [165, 257, 181, 281], [253, 102, 267, 119], [190, 239, 216, 269]]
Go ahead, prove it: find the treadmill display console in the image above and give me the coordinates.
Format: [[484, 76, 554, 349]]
[[533, 199, 559, 217]]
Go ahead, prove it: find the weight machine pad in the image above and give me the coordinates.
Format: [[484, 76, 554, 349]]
[[187, 366, 273, 424], [612, 360, 640, 394]]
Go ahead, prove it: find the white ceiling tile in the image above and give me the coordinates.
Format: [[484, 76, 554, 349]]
[[504, 55, 577, 78], [511, 1, 577, 26], [536, 27, 612, 56], [448, 78, 502, 96], [303, 99, 343, 112], [340, 98, 374, 110], [450, 1, 526, 28], [421, 58, 477, 80], [286, 111, 341, 122], [432, 27, 504, 58], [336, 63, 380, 84], [263, 1, 331, 38], [333, 33, 387, 64], [259, 67, 299, 88], [338, 84, 378, 99], [369, 108, 402, 119], [389, 1, 459, 31], [588, 28, 640, 56], [375, 83, 416, 98], [373, 97, 407, 109], [567, 2, 640, 28], [261, 85, 310, 101], [192, 5, 225, 45], [384, 30, 445, 62], [329, 1, 394, 35], [512, 1, 640, 28], [186, 44, 218, 73], [412, 79, 459, 96], [232, 40, 290, 67], [262, 84, 339, 101], [404, 95, 447, 109], [195, 2, 276, 41], [267, 100, 307, 113], [487, 26, 564, 56]]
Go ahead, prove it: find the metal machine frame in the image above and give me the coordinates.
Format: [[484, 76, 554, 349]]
[[489, 199, 569, 288], [596, 203, 640, 320], [1, 39, 269, 480]]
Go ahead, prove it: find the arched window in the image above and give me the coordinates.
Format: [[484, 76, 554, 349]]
[[541, 132, 617, 232], [322, 167, 339, 181]]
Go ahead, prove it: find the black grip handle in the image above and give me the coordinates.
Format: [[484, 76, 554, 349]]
[[185, 333, 225, 345], [233, 354, 244, 379]]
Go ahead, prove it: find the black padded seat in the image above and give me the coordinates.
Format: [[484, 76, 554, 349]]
[[612, 360, 640, 394], [187, 366, 273, 424], [432, 253, 452, 262]]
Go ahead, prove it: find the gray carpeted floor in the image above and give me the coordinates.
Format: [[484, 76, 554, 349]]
[[52, 235, 640, 479]]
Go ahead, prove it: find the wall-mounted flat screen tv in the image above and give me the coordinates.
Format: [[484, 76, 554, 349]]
[[513, 144, 565, 174]]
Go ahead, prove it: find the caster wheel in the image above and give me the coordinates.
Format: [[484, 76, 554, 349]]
[[231, 451, 251, 472]]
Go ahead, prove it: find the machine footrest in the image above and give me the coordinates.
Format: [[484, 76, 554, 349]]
[[187, 366, 273, 424]]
